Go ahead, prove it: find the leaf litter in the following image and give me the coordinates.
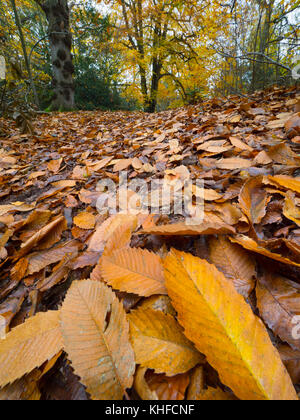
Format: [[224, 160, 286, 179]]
[[0, 86, 299, 399]]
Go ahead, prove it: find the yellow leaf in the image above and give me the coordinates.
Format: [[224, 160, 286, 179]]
[[0, 311, 63, 388], [283, 191, 300, 226], [101, 248, 166, 296], [268, 176, 300, 194], [129, 308, 203, 375], [60, 280, 135, 400], [164, 249, 297, 400]]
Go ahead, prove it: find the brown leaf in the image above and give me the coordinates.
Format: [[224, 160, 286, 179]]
[[239, 176, 270, 225], [256, 273, 300, 350], [146, 371, 190, 400], [15, 216, 67, 259], [209, 236, 256, 297], [47, 158, 63, 173]]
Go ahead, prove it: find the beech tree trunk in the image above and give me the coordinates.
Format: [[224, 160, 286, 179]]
[[37, 0, 75, 110]]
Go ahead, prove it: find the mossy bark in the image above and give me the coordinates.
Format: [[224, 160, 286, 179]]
[[39, 0, 75, 110]]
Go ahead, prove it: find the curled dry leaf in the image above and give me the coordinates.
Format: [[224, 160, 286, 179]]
[[256, 273, 300, 350], [60, 280, 135, 400], [47, 158, 63, 173], [134, 367, 158, 400], [129, 308, 203, 376], [26, 242, 79, 275], [187, 366, 236, 400], [215, 157, 252, 170], [285, 113, 300, 139], [101, 248, 166, 296], [142, 220, 235, 236], [164, 249, 297, 400], [0, 311, 63, 388], [268, 175, 300, 194], [146, 371, 190, 400], [230, 235, 300, 268], [15, 216, 67, 259], [209, 236, 256, 298], [239, 176, 270, 225]]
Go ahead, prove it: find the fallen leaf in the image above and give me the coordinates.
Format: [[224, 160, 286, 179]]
[[73, 212, 96, 230], [101, 248, 166, 296], [209, 236, 256, 297], [60, 280, 135, 400], [0, 311, 63, 388], [129, 308, 203, 375], [164, 249, 297, 400]]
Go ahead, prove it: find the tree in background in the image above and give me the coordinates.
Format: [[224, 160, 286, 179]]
[[0, 0, 299, 114], [72, 2, 133, 110], [34, 0, 75, 110], [106, 0, 230, 112], [214, 0, 300, 96]]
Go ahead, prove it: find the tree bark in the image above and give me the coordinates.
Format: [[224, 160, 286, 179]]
[[37, 0, 75, 110]]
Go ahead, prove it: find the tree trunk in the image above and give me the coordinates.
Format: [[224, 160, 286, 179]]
[[38, 0, 75, 110], [139, 65, 149, 112], [146, 60, 161, 113]]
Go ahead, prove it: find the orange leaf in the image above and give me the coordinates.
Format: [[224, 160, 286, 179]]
[[283, 191, 300, 226], [47, 158, 63, 173], [73, 212, 96, 230], [88, 214, 137, 253], [60, 280, 135, 400], [142, 220, 235, 236], [268, 175, 300, 194], [101, 248, 166, 296]]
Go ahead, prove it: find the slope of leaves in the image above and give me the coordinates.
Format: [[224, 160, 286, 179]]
[[0, 86, 299, 400]]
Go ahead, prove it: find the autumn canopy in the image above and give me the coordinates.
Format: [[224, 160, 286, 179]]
[[0, 0, 300, 403]]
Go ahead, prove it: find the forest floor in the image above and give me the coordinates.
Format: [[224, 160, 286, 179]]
[[0, 86, 300, 400]]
